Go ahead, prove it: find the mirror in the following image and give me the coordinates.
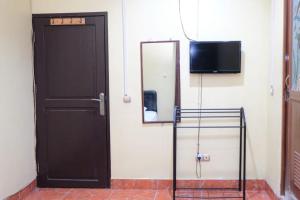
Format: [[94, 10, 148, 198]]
[[141, 41, 180, 123]]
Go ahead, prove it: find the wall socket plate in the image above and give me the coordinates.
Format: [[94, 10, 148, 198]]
[[196, 153, 210, 161]]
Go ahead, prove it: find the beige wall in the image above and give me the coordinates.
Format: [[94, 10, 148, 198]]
[[142, 42, 176, 121], [266, 0, 284, 196], [32, 0, 273, 182], [0, 0, 36, 199]]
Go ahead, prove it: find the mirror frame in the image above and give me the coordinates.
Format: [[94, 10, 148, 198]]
[[140, 40, 181, 124]]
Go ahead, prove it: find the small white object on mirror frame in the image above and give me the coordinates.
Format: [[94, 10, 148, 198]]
[[123, 95, 131, 103]]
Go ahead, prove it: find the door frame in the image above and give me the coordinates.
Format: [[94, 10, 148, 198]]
[[282, 0, 293, 195], [32, 12, 111, 188]]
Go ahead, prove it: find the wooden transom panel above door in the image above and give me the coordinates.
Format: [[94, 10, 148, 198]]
[[33, 13, 110, 188]]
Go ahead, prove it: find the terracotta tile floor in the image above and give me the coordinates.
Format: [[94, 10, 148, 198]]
[[23, 188, 273, 200]]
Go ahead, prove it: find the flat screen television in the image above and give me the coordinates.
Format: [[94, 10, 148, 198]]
[[190, 41, 241, 73]]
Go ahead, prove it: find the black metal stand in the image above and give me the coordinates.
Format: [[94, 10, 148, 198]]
[[173, 107, 247, 200]]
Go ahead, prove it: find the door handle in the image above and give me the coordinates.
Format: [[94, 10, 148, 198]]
[[91, 93, 105, 116]]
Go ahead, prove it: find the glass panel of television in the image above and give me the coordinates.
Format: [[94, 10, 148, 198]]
[[190, 41, 241, 73]]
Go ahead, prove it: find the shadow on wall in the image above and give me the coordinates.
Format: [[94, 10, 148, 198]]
[[189, 51, 246, 87]]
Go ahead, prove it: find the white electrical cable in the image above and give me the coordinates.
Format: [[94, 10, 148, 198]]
[[122, 0, 129, 97]]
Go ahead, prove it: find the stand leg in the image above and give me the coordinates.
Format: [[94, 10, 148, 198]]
[[239, 109, 242, 191], [173, 113, 177, 200], [243, 123, 247, 199]]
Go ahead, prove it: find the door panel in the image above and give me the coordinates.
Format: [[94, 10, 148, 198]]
[[286, 0, 300, 198], [47, 109, 97, 179], [33, 13, 110, 188], [289, 93, 300, 197], [45, 26, 97, 98]]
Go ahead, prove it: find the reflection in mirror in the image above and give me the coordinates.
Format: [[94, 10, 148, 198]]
[[141, 41, 180, 123]]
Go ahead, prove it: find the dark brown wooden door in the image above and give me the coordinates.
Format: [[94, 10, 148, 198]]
[[285, 1, 300, 198], [33, 13, 110, 188]]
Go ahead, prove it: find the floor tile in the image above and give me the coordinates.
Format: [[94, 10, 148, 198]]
[[110, 189, 156, 200], [155, 190, 171, 200], [23, 188, 275, 200], [24, 188, 70, 200]]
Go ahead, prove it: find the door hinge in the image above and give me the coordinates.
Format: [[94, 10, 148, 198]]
[[285, 74, 291, 102], [285, 88, 290, 102], [36, 162, 40, 174], [32, 31, 35, 45], [285, 54, 290, 62]]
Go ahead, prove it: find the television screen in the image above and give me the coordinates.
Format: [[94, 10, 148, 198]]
[[190, 41, 241, 73]]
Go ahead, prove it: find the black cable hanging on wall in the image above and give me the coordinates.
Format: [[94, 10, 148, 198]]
[[178, 0, 195, 41], [178, 0, 204, 179], [196, 74, 203, 178]]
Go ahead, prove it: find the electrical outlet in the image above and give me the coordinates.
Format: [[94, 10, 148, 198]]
[[203, 154, 210, 161], [196, 153, 210, 161]]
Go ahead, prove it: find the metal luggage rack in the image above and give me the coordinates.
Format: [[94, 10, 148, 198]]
[[173, 107, 247, 200]]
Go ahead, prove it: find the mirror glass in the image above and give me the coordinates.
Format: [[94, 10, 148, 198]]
[[141, 41, 180, 123]]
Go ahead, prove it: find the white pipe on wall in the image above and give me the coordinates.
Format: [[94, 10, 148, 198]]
[[269, 0, 276, 96], [122, 0, 131, 103]]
